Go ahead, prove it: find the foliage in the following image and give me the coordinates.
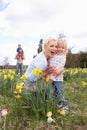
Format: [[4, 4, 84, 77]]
[[0, 69, 17, 97], [65, 50, 87, 68], [78, 51, 87, 68], [37, 39, 43, 53], [21, 79, 61, 120], [0, 68, 87, 129], [1, 57, 11, 68], [63, 68, 87, 81]]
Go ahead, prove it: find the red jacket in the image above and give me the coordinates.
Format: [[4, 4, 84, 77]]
[[16, 52, 24, 59]]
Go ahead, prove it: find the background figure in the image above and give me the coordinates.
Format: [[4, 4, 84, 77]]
[[16, 44, 24, 53], [15, 48, 25, 77], [48, 38, 68, 107], [16, 48, 24, 60]]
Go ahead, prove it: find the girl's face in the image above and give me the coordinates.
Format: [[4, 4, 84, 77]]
[[57, 45, 65, 55], [44, 40, 58, 59]]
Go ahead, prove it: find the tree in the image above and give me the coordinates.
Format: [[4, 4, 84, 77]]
[[2, 57, 10, 68], [78, 51, 87, 68], [37, 39, 43, 53], [58, 33, 66, 39], [65, 48, 80, 68]]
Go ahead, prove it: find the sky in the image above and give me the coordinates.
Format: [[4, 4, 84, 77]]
[[0, 0, 87, 65]]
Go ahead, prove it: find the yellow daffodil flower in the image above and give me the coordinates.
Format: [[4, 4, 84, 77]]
[[20, 74, 26, 80], [16, 84, 23, 90], [81, 81, 87, 87], [45, 76, 50, 82], [33, 68, 42, 76], [15, 94, 22, 99], [3, 75, 7, 80]]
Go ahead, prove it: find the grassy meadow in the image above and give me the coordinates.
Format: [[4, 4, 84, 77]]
[[0, 68, 87, 130]]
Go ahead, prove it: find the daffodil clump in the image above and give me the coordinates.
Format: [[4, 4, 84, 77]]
[[0, 67, 87, 129], [33, 68, 50, 82], [14, 74, 26, 99], [63, 68, 87, 81], [0, 69, 17, 96], [18, 67, 60, 119], [14, 84, 23, 99]]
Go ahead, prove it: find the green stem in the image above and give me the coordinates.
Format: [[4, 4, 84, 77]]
[[3, 116, 6, 130]]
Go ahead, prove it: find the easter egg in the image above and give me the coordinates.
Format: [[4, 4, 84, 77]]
[[60, 110, 66, 116], [47, 117, 52, 123]]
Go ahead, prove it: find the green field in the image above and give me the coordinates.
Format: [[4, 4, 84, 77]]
[[0, 68, 87, 130]]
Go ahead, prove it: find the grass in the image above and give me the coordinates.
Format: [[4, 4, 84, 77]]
[[0, 68, 87, 130]]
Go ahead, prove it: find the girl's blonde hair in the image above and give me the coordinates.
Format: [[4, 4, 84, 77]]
[[42, 37, 57, 51], [57, 38, 68, 54]]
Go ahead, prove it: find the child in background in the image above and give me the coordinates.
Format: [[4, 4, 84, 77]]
[[48, 38, 68, 108], [16, 44, 24, 59], [17, 44, 22, 52], [16, 48, 24, 60]]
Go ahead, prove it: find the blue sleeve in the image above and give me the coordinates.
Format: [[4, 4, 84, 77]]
[[17, 48, 19, 52]]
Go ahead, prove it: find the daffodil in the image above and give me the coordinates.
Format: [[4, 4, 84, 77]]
[[81, 81, 87, 87], [15, 94, 22, 99], [20, 74, 26, 80], [33, 68, 42, 76], [8, 69, 15, 74], [45, 76, 50, 82], [16, 84, 23, 90], [7, 73, 11, 79], [10, 75, 14, 80], [14, 89, 22, 94], [19, 82, 24, 86], [3, 75, 7, 80]]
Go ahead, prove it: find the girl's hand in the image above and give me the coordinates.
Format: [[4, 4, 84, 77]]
[[46, 66, 55, 74], [52, 67, 64, 77], [41, 66, 54, 78]]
